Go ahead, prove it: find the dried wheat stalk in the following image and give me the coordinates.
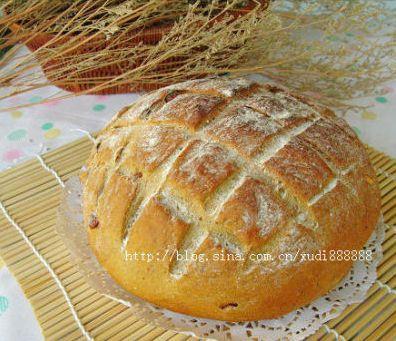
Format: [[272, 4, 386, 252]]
[[0, 0, 394, 112]]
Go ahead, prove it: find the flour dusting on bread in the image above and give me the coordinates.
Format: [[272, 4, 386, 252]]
[[82, 77, 381, 321]]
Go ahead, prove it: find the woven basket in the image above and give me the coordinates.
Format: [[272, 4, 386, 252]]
[[8, 1, 269, 94]]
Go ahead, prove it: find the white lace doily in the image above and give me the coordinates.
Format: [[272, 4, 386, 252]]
[[57, 177, 386, 341]]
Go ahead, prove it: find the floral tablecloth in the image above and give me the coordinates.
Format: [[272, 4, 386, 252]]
[[0, 46, 395, 340]]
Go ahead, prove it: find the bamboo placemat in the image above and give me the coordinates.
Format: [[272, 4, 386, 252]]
[[0, 135, 394, 341]]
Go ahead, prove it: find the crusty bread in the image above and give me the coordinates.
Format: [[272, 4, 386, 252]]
[[81, 77, 381, 321]]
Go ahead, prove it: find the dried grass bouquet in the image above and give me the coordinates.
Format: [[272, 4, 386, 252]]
[[1, 0, 270, 94], [0, 0, 395, 111]]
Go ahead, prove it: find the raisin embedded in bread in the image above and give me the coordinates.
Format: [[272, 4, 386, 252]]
[[81, 77, 381, 321]]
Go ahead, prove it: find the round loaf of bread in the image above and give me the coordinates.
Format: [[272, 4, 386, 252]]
[[81, 77, 381, 321]]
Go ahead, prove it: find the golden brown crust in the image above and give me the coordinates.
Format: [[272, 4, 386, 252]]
[[82, 77, 381, 321]]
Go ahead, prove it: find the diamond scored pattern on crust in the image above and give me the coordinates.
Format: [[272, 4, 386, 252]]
[[88, 78, 363, 280]]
